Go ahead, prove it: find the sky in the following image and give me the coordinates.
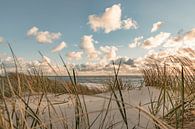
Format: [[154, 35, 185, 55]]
[[0, 0, 195, 75]]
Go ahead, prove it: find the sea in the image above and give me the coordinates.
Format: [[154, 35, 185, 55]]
[[48, 75, 144, 88]]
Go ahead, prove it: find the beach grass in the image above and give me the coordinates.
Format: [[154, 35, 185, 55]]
[[0, 45, 194, 129], [142, 56, 195, 129]]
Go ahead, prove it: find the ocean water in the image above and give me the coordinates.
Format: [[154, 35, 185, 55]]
[[49, 75, 144, 87]]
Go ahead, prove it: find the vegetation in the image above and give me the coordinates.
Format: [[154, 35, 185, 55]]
[[0, 45, 194, 129], [142, 56, 195, 129]]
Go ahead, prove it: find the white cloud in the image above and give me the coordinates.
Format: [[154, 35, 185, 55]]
[[35, 32, 61, 44], [183, 28, 195, 47], [122, 18, 137, 30], [66, 51, 83, 60], [80, 35, 99, 59], [0, 53, 53, 75], [184, 28, 195, 40], [74, 56, 138, 75], [88, 4, 121, 33], [27, 26, 61, 43], [142, 32, 171, 49], [52, 41, 67, 52], [129, 36, 143, 48], [151, 21, 163, 32], [135, 46, 195, 68], [100, 46, 118, 60], [112, 57, 135, 67], [0, 52, 139, 76], [27, 26, 39, 36], [112, 57, 128, 64], [134, 49, 172, 67], [0, 37, 4, 43], [163, 28, 195, 48], [88, 4, 137, 33], [163, 36, 183, 48]]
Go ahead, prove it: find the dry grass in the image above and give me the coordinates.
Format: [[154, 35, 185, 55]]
[[0, 45, 194, 129], [0, 72, 112, 97], [142, 56, 195, 129]]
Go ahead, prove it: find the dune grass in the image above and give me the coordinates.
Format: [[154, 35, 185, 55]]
[[0, 45, 194, 129], [142, 56, 195, 129]]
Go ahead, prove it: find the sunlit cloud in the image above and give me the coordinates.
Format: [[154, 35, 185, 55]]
[[0, 52, 139, 75], [27, 26, 61, 43], [80, 35, 99, 60], [27, 26, 39, 36], [151, 21, 163, 32], [52, 41, 67, 52], [135, 49, 172, 67], [74, 56, 138, 75], [163, 28, 195, 48], [142, 32, 171, 49], [135, 46, 195, 68], [112, 57, 135, 66], [163, 36, 183, 48], [0, 53, 53, 74], [183, 28, 195, 47], [66, 51, 83, 60], [100, 46, 118, 60], [88, 4, 137, 33], [129, 36, 143, 48], [121, 18, 137, 30]]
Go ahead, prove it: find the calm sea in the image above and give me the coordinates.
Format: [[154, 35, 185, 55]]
[[48, 75, 144, 87]]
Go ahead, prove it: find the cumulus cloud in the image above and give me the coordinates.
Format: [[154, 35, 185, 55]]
[[27, 26, 61, 43], [142, 32, 171, 49], [121, 18, 137, 30], [97, 45, 136, 67], [0, 37, 4, 43], [0, 52, 139, 75], [27, 26, 39, 36], [163, 36, 183, 48], [134, 49, 172, 67], [163, 28, 195, 48], [100, 46, 118, 60], [74, 57, 138, 75], [129, 36, 143, 48], [80, 35, 99, 59], [183, 28, 195, 47], [66, 51, 83, 60], [112, 57, 135, 66], [184, 28, 195, 40], [52, 41, 67, 52], [112, 57, 128, 64], [0, 53, 53, 75], [88, 4, 137, 33], [151, 21, 163, 32], [135, 46, 195, 68]]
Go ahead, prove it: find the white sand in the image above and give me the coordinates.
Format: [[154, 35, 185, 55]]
[[5, 86, 163, 129]]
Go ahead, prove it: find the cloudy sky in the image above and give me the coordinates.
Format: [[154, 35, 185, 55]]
[[0, 0, 195, 75]]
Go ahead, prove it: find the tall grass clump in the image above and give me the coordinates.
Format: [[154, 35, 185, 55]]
[[142, 56, 195, 129]]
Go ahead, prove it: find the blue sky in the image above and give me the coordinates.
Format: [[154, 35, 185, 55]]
[[0, 0, 195, 70]]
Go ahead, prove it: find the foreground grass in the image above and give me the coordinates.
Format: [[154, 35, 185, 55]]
[[0, 66, 173, 129], [142, 56, 195, 129], [0, 45, 194, 129]]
